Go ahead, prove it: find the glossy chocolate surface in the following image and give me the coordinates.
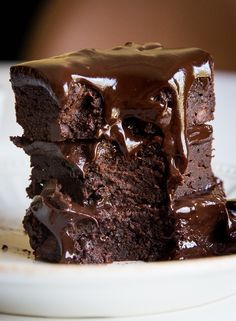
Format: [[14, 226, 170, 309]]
[[174, 185, 228, 258], [30, 181, 99, 261]]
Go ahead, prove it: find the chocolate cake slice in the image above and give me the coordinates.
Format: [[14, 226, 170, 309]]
[[10, 42, 232, 263]]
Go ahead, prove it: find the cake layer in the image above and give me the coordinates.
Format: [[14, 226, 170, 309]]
[[10, 44, 214, 143], [24, 181, 174, 263], [10, 71, 214, 144], [175, 124, 215, 197], [13, 137, 168, 206], [12, 124, 215, 204], [23, 181, 228, 263]]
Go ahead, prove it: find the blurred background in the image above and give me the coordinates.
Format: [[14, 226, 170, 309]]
[[2, 0, 236, 70]]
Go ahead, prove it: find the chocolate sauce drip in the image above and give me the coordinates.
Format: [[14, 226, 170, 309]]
[[226, 200, 236, 240], [30, 180, 99, 262], [187, 125, 212, 145], [173, 185, 228, 258]]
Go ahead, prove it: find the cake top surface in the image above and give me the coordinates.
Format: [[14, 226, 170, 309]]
[[11, 42, 212, 102]]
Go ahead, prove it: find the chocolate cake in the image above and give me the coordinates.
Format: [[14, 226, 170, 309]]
[[10, 42, 236, 263]]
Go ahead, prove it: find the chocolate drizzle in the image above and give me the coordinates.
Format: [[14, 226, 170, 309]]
[[30, 180, 99, 261], [174, 185, 228, 258]]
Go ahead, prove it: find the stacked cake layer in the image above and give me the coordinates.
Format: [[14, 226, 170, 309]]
[[10, 43, 230, 263]]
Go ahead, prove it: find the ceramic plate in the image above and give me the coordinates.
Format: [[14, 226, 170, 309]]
[[1, 221, 236, 318]]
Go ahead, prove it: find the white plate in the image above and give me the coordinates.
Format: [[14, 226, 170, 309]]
[[1, 224, 236, 319], [1, 66, 236, 319]]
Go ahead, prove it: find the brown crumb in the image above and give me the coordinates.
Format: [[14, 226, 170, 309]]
[[1, 244, 8, 252], [22, 248, 31, 258], [22, 249, 31, 255]]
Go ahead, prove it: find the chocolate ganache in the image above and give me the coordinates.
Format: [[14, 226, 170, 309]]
[[11, 42, 236, 263]]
